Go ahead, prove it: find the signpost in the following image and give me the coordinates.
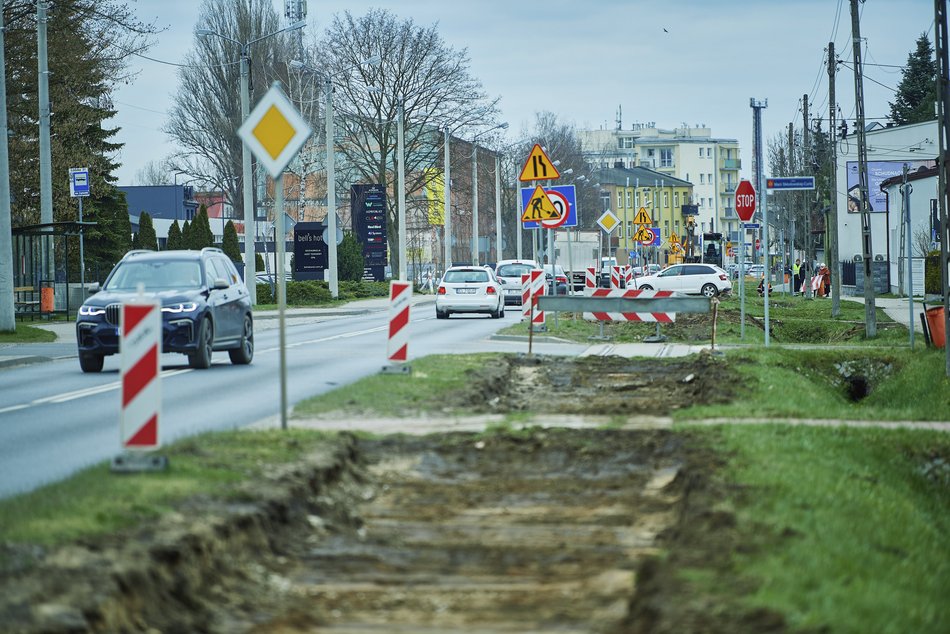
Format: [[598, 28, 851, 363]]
[[734, 179, 757, 340], [237, 82, 312, 432], [518, 144, 560, 182], [69, 167, 90, 295], [520, 185, 576, 229]]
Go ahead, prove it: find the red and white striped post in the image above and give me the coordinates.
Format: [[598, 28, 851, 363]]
[[384, 281, 412, 371], [610, 265, 623, 289], [584, 267, 597, 296], [521, 273, 532, 321], [624, 265, 634, 289], [530, 269, 546, 330], [119, 299, 162, 451]]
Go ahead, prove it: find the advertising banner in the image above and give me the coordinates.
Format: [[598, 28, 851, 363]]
[[846, 160, 935, 213], [293, 222, 327, 280], [351, 184, 388, 281]]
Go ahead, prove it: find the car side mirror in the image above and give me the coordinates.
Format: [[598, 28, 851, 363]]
[[212, 278, 229, 290]]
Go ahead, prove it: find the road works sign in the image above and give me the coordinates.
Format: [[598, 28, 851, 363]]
[[632, 207, 652, 225], [633, 225, 654, 244], [518, 144, 560, 182], [520, 185, 576, 228], [735, 180, 756, 222], [238, 82, 312, 178], [521, 185, 562, 222]]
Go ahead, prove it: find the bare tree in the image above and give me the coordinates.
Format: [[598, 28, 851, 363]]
[[163, 0, 296, 221], [312, 9, 500, 271], [914, 225, 936, 257], [134, 160, 173, 186]]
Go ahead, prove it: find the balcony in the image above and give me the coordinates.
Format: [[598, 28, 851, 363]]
[[721, 158, 741, 170], [722, 183, 737, 194], [722, 207, 738, 220]]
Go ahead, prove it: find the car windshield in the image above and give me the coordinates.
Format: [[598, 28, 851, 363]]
[[497, 264, 534, 277], [105, 260, 203, 291], [444, 270, 489, 284]]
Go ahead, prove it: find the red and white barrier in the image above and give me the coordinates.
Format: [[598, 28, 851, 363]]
[[610, 265, 623, 289], [530, 269, 546, 328], [521, 273, 532, 321], [582, 288, 677, 323], [624, 265, 634, 289], [120, 299, 162, 450], [387, 281, 412, 363], [585, 267, 597, 294]]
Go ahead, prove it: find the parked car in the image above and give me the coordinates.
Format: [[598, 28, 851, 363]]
[[634, 263, 732, 297], [75, 248, 254, 373], [435, 266, 505, 319], [543, 264, 569, 295], [494, 259, 542, 305]]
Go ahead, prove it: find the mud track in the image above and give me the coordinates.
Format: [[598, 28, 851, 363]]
[[1, 355, 786, 633]]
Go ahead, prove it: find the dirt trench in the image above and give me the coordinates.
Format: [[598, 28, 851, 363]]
[[1, 355, 784, 633]]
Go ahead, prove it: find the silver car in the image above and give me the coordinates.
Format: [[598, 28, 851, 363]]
[[634, 263, 732, 297], [494, 259, 542, 305], [436, 266, 506, 319]]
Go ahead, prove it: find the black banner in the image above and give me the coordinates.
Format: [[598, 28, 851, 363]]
[[293, 222, 327, 281], [351, 184, 388, 281]]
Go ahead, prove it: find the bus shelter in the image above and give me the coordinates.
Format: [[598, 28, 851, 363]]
[[11, 221, 95, 319]]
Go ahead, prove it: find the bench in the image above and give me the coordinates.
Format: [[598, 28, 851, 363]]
[[14, 286, 40, 317]]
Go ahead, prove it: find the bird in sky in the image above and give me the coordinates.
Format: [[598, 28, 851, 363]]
[[663, 28, 669, 33]]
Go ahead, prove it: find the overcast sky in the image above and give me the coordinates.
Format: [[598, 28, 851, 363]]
[[110, 0, 937, 185]]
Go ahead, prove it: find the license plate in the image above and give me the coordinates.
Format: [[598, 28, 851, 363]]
[[456, 288, 476, 294], [506, 289, 519, 295]]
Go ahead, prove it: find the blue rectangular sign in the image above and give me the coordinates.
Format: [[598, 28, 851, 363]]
[[520, 185, 577, 229], [766, 177, 815, 190]]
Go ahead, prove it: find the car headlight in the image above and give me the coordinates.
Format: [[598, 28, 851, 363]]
[[78, 305, 106, 316], [161, 302, 199, 314]]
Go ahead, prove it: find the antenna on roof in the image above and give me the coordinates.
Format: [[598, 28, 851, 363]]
[[616, 105, 622, 131]]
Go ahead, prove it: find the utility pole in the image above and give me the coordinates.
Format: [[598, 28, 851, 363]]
[[850, 0, 878, 337], [788, 122, 798, 295], [443, 128, 452, 270], [934, 0, 950, 376], [0, 8, 14, 332], [803, 93, 813, 298], [828, 41, 841, 316], [37, 1, 54, 281], [751, 98, 769, 346]]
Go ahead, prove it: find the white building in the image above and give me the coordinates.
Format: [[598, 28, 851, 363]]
[[578, 121, 741, 238], [834, 119, 937, 293]]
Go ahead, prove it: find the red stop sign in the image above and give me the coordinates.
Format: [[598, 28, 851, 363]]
[[735, 180, 756, 221], [755, 238, 761, 251]]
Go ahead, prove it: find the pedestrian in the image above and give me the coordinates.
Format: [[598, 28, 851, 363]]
[[792, 258, 801, 295]]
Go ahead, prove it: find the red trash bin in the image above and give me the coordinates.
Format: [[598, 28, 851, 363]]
[[925, 306, 946, 349], [40, 287, 55, 313]]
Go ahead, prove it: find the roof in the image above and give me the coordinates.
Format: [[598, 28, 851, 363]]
[[878, 164, 939, 190], [592, 165, 692, 188]]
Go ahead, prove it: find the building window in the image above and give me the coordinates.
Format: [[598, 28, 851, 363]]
[[674, 192, 680, 207], [617, 191, 623, 209], [708, 173, 713, 184], [627, 221, 633, 238], [647, 148, 655, 157], [635, 190, 640, 208], [625, 191, 631, 208], [660, 148, 673, 167], [663, 192, 669, 208], [699, 147, 704, 157], [700, 174, 705, 184]]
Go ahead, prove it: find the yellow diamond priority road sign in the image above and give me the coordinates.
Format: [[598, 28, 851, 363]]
[[238, 82, 312, 179], [597, 209, 620, 233]]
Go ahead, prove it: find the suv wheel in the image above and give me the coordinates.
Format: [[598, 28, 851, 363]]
[[79, 352, 104, 373], [188, 317, 213, 369], [701, 283, 719, 298], [228, 315, 254, 365]]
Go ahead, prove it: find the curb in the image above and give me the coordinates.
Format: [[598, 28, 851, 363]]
[[0, 355, 52, 369]]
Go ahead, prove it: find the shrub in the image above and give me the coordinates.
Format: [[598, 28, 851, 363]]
[[925, 250, 942, 295], [285, 280, 332, 305], [256, 282, 273, 304]]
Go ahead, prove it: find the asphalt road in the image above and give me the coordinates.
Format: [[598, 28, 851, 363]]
[[0, 298, 591, 499]]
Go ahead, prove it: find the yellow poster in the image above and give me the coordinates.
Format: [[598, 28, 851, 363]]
[[424, 168, 445, 226]]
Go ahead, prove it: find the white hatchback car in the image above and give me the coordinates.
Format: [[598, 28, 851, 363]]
[[494, 259, 542, 305], [634, 263, 732, 297], [436, 266, 505, 319]]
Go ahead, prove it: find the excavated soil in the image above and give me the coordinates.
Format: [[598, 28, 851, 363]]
[[0, 355, 785, 633]]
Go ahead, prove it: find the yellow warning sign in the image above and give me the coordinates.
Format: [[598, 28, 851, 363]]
[[633, 226, 653, 242], [669, 233, 679, 245], [633, 207, 652, 225], [518, 144, 561, 182], [521, 185, 562, 222]]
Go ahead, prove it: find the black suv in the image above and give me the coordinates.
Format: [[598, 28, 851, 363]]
[[76, 248, 254, 373]]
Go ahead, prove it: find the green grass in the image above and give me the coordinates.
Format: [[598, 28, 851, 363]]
[[0, 323, 57, 343], [690, 424, 950, 634], [678, 347, 950, 422], [0, 429, 335, 550]]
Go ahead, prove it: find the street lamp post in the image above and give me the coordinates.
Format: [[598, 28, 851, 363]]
[[469, 123, 508, 266], [197, 19, 305, 305]]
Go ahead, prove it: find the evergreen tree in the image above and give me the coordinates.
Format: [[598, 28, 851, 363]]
[[181, 220, 193, 249], [889, 34, 938, 126], [191, 204, 215, 249], [255, 252, 265, 271], [166, 220, 183, 250], [137, 211, 158, 250], [221, 220, 243, 262], [339, 232, 366, 281], [131, 231, 140, 250]]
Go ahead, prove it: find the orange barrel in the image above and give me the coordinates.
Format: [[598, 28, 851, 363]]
[[925, 306, 946, 349], [40, 287, 55, 313]]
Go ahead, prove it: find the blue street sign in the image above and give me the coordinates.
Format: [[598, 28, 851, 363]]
[[69, 168, 90, 197], [520, 185, 577, 229], [743, 222, 760, 229], [766, 176, 815, 190]]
